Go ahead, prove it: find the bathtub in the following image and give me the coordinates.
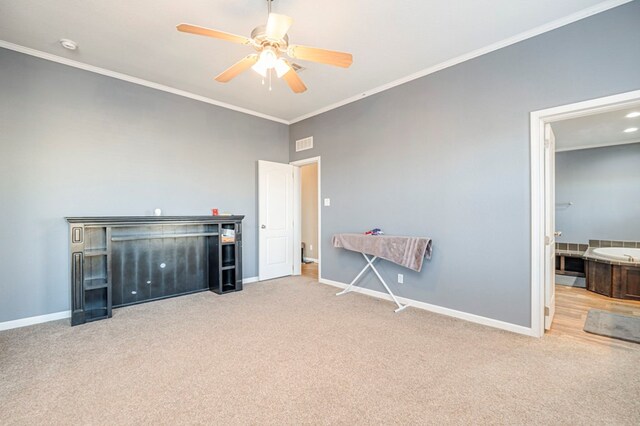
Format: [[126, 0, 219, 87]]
[[592, 247, 640, 263]]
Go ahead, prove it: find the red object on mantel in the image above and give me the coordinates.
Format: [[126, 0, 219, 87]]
[[212, 209, 219, 216]]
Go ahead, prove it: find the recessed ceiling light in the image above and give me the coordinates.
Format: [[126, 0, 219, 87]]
[[59, 39, 78, 50], [623, 127, 638, 133], [626, 111, 640, 118]]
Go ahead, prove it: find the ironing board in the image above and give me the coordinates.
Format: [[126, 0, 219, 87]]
[[332, 234, 432, 312]]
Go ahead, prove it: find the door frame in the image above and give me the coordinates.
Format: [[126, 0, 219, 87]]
[[290, 156, 322, 280], [530, 89, 640, 337]]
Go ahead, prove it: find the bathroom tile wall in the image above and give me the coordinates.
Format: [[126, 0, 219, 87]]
[[556, 243, 588, 252], [588, 240, 640, 248]]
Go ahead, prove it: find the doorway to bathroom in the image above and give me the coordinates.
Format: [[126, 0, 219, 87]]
[[531, 89, 640, 342], [291, 156, 321, 281]]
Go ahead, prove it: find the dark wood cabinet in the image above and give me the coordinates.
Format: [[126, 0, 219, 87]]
[[586, 260, 640, 300], [586, 260, 612, 297], [67, 216, 244, 326], [613, 265, 640, 301]]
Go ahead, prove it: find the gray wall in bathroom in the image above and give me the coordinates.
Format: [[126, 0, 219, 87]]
[[0, 48, 289, 323], [289, 2, 640, 327], [556, 143, 640, 245]]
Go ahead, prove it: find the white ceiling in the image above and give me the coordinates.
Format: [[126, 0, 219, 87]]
[[0, 0, 626, 122], [553, 104, 640, 151]]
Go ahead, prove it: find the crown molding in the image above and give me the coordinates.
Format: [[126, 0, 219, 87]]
[[0, 40, 290, 125], [288, 0, 633, 124], [1, 0, 631, 126]]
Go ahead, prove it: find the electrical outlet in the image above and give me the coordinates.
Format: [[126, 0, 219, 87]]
[[324, 198, 331, 206], [398, 274, 404, 284], [309, 244, 313, 251]]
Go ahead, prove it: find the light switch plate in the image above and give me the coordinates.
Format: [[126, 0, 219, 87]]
[[324, 198, 331, 206]]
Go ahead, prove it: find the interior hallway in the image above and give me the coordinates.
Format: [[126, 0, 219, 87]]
[[301, 262, 318, 280]]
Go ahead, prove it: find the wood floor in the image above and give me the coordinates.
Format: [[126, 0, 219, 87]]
[[548, 284, 640, 350], [301, 262, 318, 280]]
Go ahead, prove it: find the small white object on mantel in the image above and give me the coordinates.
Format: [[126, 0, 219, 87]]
[[154, 208, 162, 216]]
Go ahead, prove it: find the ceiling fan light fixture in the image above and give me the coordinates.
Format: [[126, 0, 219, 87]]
[[259, 47, 278, 69], [252, 47, 285, 78], [274, 59, 291, 78], [251, 60, 268, 77]]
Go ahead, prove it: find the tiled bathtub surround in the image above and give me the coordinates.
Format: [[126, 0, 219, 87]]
[[588, 240, 640, 248], [556, 242, 588, 253]]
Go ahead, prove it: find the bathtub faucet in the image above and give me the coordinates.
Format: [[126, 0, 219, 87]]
[[623, 254, 637, 262]]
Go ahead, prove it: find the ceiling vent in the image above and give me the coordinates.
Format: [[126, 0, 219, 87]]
[[295, 136, 313, 152], [291, 63, 306, 73]]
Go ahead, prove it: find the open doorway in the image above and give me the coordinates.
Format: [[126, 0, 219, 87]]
[[531, 89, 640, 343], [291, 156, 321, 281]]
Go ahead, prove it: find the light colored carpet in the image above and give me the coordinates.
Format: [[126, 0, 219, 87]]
[[1, 276, 639, 425]]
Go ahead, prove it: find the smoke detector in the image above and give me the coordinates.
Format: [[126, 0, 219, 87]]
[[59, 39, 78, 50]]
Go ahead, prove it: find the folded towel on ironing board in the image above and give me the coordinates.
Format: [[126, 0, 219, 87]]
[[332, 233, 432, 272]]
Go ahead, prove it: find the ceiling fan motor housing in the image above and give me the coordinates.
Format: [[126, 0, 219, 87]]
[[251, 25, 289, 51]]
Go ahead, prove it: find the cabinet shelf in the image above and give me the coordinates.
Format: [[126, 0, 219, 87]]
[[221, 284, 236, 293], [111, 232, 219, 242], [84, 308, 109, 321], [85, 278, 108, 290], [85, 248, 107, 257], [221, 265, 235, 270]]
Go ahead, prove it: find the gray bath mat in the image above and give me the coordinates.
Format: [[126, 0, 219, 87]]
[[583, 309, 640, 344], [555, 274, 586, 288]]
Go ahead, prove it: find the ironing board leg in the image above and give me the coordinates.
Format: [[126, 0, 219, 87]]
[[335, 255, 375, 296], [337, 253, 408, 313], [366, 255, 408, 312]]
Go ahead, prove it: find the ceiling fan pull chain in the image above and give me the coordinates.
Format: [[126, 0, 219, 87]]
[[269, 69, 273, 91]]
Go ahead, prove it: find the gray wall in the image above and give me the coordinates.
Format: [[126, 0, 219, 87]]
[[290, 2, 640, 327], [0, 48, 288, 323], [556, 143, 640, 244]]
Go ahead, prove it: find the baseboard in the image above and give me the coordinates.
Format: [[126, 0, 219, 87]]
[[319, 278, 536, 337], [1, 277, 260, 332], [0, 310, 71, 332]]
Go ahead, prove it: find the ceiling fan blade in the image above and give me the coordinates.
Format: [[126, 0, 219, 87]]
[[265, 13, 293, 40], [176, 23, 252, 45], [288, 45, 353, 68], [215, 55, 259, 83], [282, 68, 307, 94]]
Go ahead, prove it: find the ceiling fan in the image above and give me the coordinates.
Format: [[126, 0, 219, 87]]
[[176, 0, 353, 93]]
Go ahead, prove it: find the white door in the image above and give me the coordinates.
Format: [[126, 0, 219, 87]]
[[544, 124, 556, 330], [258, 160, 294, 281]]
